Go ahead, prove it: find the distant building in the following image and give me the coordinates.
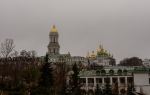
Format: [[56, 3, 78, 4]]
[[86, 45, 116, 67], [47, 25, 150, 95], [47, 25, 87, 66], [143, 59, 150, 66], [79, 66, 150, 95]]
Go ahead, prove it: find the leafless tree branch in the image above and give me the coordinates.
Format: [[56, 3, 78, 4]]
[[0, 39, 15, 58]]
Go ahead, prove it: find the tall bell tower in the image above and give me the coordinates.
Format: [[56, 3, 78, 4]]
[[48, 25, 60, 55]]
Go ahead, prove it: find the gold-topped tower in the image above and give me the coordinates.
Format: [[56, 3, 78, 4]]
[[86, 44, 113, 58], [48, 25, 60, 55], [51, 25, 58, 32]]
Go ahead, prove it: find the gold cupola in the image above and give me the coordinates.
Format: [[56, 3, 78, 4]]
[[97, 44, 103, 53], [90, 51, 96, 58], [50, 25, 58, 32]]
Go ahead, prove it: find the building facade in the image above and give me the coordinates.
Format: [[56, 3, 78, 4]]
[[47, 25, 88, 67], [143, 59, 150, 67], [79, 67, 150, 95], [47, 25, 150, 95], [86, 45, 116, 67]]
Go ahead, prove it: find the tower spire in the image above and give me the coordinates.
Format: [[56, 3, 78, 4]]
[[50, 25, 58, 32], [48, 25, 60, 55]]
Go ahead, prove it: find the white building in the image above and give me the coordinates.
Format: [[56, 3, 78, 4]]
[[133, 68, 150, 95], [143, 59, 150, 67], [79, 66, 150, 95], [86, 45, 116, 67]]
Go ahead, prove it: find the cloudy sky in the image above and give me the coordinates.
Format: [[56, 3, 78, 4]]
[[0, 0, 150, 62]]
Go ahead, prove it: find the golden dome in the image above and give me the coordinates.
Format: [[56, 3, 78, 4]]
[[97, 47, 101, 52], [90, 51, 96, 58], [87, 44, 113, 58], [97, 44, 103, 53], [50, 25, 57, 32]]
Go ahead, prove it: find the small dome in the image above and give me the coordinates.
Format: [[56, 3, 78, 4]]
[[50, 25, 57, 32], [90, 51, 96, 58]]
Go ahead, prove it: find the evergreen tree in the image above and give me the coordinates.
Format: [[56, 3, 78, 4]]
[[60, 79, 67, 95], [40, 54, 53, 87], [32, 54, 53, 95], [127, 84, 135, 95], [72, 63, 79, 88], [112, 82, 119, 95], [95, 84, 103, 95], [127, 85, 132, 95], [103, 78, 112, 95], [71, 63, 81, 95]]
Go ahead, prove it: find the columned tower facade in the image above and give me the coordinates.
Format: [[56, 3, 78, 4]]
[[48, 25, 60, 55]]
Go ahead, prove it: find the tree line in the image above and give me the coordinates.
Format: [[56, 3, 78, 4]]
[[0, 38, 145, 95]]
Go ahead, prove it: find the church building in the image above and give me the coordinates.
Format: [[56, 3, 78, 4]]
[[47, 25, 150, 95], [47, 25, 87, 66]]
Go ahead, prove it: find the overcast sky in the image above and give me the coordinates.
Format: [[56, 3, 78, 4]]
[[0, 0, 150, 62]]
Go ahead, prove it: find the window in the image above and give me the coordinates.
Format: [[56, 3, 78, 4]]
[[88, 78, 94, 87], [127, 77, 133, 84], [123, 69, 127, 75], [117, 69, 122, 75], [88, 78, 94, 83], [80, 78, 86, 84], [112, 77, 118, 84], [96, 71, 100, 75], [104, 78, 110, 83], [96, 78, 102, 84], [120, 77, 125, 84], [54, 37, 55, 42], [101, 70, 106, 75], [53, 49, 55, 53], [109, 69, 114, 75]]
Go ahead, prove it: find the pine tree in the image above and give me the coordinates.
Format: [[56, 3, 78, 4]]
[[60, 79, 67, 95], [127, 84, 135, 95], [103, 78, 112, 95], [71, 63, 81, 95], [39, 54, 53, 87], [32, 54, 53, 95], [72, 63, 79, 88], [95, 84, 103, 95], [112, 82, 119, 95], [127, 85, 132, 95]]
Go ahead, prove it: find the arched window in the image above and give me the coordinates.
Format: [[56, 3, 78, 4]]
[[53, 49, 55, 53], [117, 69, 122, 75], [51, 36, 54, 42], [123, 69, 127, 75], [53, 37, 55, 43], [109, 69, 114, 75], [96, 70, 100, 75], [101, 69, 106, 75]]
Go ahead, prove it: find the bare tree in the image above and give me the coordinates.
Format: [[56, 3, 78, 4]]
[[54, 63, 69, 95], [119, 57, 143, 66], [0, 39, 15, 58], [20, 50, 30, 57], [28, 50, 37, 57], [20, 50, 37, 57], [10, 50, 19, 57]]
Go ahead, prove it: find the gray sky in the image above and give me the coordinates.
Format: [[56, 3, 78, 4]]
[[0, 0, 150, 62]]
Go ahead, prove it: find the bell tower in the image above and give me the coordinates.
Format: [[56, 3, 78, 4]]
[[48, 25, 60, 55]]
